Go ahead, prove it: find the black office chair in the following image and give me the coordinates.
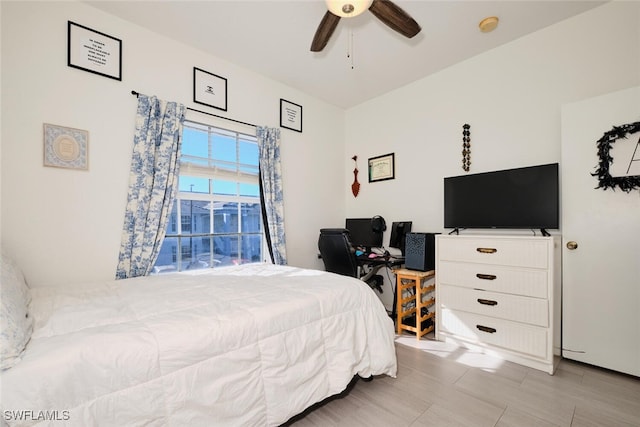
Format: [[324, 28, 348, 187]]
[[318, 228, 359, 277], [317, 228, 384, 293]]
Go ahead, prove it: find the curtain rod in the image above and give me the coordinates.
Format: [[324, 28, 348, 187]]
[[131, 90, 257, 128]]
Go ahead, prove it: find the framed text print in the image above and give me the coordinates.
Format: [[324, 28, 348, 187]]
[[280, 99, 302, 133], [67, 21, 122, 81], [193, 67, 228, 111]]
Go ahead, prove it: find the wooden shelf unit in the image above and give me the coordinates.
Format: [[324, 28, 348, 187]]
[[395, 268, 436, 339]]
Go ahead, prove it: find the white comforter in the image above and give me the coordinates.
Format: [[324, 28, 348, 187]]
[[1, 264, 397, 426]]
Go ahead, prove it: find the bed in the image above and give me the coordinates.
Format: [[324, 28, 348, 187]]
[[1, 259, 397, 426]]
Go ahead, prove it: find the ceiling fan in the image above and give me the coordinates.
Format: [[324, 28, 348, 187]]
[[310, 0, 421, 52]]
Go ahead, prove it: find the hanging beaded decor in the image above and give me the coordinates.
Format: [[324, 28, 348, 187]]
[[462, 123, 471, 172]]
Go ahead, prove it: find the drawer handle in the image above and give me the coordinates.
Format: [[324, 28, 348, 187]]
[[476, 325, 497, 334], [477, 298, 498, 306], [476, 247, 497, 254], [476, 273, 497, 280]]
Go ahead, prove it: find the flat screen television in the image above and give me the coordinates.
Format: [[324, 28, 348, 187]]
[[345, 218, 383, 250], [444, 163, 559, 231]]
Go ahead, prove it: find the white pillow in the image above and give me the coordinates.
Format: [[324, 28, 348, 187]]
[[1, 253, 33, 370]]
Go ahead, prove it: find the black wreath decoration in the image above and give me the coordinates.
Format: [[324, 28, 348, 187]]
[[592, 121, 640, 192]]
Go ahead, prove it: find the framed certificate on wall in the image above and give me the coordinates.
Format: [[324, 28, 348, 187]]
[[368, 153, 395, 182]]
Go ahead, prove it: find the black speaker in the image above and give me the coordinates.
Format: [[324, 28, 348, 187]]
[[404, 232, 438, 271]]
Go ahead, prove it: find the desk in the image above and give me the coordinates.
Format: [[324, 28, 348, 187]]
[[356, 254, 403, 282], [395, 268, 435, 339], [355, 254, 404, 295]]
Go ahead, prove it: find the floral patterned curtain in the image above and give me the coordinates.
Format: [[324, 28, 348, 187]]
[[116, 95, 185, 279], [257, 126, 287, 265]]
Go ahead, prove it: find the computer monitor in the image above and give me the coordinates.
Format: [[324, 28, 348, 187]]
[[389, 221, 412, 255], [345, 218, 383, 251]]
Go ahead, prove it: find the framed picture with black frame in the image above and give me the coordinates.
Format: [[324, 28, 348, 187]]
[[368, 153, 395, 182], [67, 21, 122, 81], [280, 99, 302, 133], [193, 67, 228, 111]]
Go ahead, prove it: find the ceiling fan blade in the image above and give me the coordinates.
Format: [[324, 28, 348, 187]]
[[311, 11, 341, 52], [368, 0, 421, 39]]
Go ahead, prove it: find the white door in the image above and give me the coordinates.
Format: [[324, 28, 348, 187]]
[[560, 86, 640, 376]]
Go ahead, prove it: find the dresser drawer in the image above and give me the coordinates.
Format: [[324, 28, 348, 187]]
[[438, 285, 548, 327], [437, 261, 548, 298], [440, 308, 548, 359], [437, 236, 549, 269]]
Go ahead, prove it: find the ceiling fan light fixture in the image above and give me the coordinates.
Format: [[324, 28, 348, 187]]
[[326, 0, 374, 18]]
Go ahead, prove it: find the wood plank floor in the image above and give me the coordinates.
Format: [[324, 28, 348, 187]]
[[287, 336, 640, 427]]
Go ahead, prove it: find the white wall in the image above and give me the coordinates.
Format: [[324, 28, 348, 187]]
[[344, 1, 640, 309], [1, 1, 344, 286], [2, 1, 638, 300]]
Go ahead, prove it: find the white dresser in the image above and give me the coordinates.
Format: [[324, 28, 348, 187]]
[[435, 234, 561, 374]]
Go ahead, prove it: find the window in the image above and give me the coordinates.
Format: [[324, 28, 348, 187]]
[[152, 121, 263, 273]]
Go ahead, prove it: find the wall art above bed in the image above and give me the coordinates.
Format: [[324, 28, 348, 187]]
[[67, 21, 122, 81], [193, 67, 228, 111], [43, 123, 89, 170], [280, 98, 302, 133]]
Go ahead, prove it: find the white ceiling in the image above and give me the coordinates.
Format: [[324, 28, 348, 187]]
[[86, 0, 606, 109]]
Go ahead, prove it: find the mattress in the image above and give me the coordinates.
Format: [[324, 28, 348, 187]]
[[1, 263, 397, 426]]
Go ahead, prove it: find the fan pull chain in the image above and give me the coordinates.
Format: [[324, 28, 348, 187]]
[[347, 30, 355, 70]]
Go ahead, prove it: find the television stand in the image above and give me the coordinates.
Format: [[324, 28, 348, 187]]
[[435, 234, 561, 374], [540, 228, 551, 236]]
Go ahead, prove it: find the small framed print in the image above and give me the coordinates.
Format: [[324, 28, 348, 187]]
[[43, 123, 89, 170], [368, 153, 395, 183], [193, 67, 228, 111], [68, 21, 122, 81], [280, 99, 302, 133]]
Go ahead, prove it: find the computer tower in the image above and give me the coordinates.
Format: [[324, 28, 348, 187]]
[[404, 232, 439, 271]]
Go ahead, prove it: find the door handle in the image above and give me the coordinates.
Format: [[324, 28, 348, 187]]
[[477, 298, 498, 306], [476, 273, 497, 280], [567, 241, 578, 250]]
